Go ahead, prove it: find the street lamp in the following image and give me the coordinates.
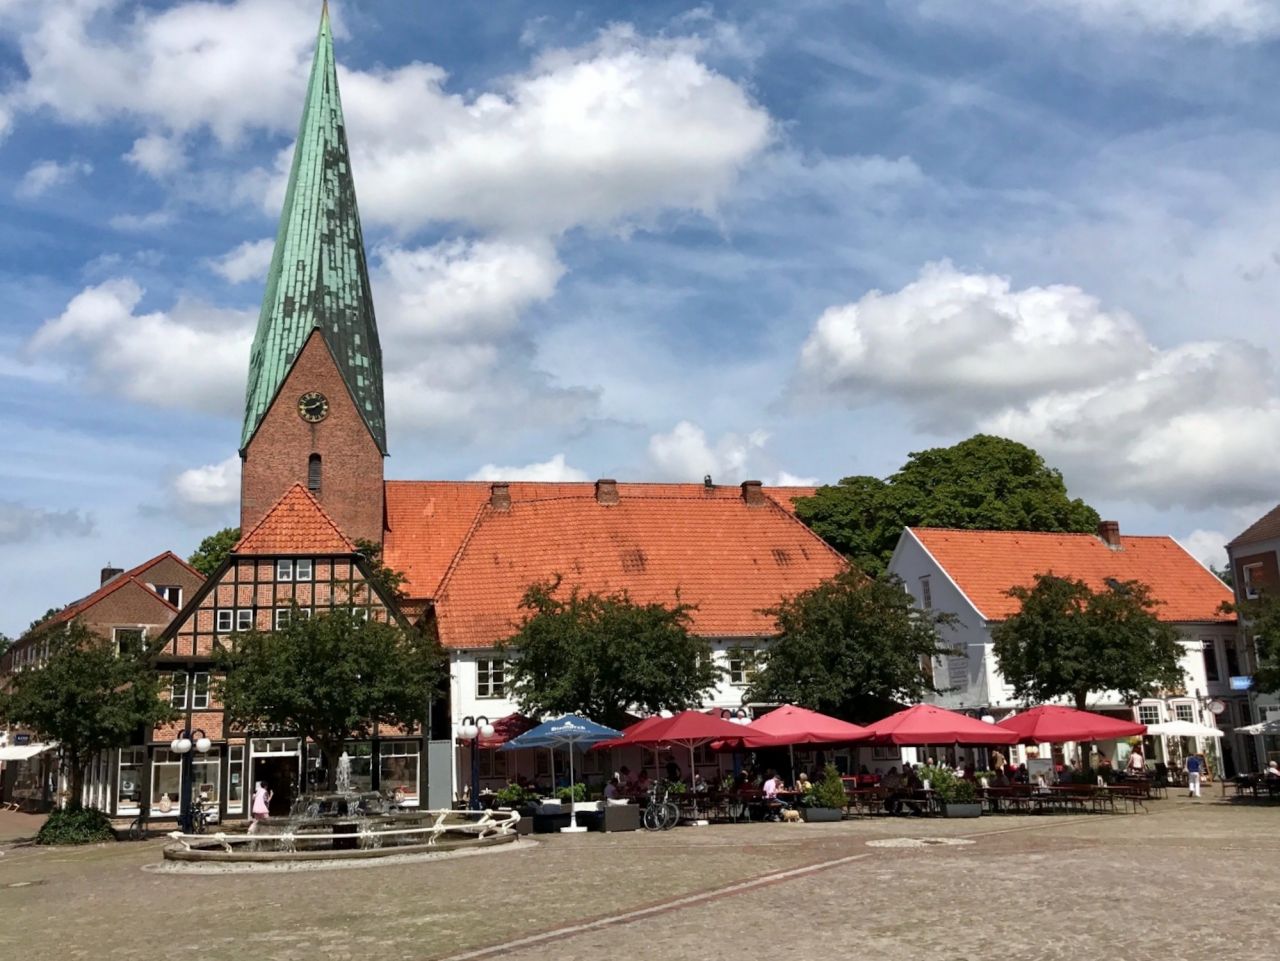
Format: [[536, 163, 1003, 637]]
[[458, 715, 495, 811], [169, 728, 211, 833]]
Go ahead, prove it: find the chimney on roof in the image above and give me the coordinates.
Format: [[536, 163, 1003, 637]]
[[100, 564, 123, 586], [595, 478, 619, 506], [1098, 520, 1122, 550], [489, 482, 511, 512], [741, 480, 765, 506]]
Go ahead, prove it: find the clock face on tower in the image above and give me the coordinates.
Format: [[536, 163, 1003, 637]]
[[297, 391, 329, 423]]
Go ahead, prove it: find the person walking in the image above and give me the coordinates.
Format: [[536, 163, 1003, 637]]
[[1185, 753, 1202, 798], [248, 780, 273, 832]]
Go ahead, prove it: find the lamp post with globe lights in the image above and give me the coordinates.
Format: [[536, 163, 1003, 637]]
[[719, 708, 751, 776], [169, 728, 212, 833], [458, 715, 495, 810]]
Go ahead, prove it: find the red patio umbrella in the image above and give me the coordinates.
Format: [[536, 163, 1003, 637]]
[[735, 705, 868, 748], [862, 704, 1020, 746], [616, 710, 752, 821], [996, 705, 1146, 745]]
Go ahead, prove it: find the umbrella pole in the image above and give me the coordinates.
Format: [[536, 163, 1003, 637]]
[[790, 744, 796, 783]]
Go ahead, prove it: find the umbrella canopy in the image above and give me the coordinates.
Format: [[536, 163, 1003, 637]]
[[591, 714, 667, 751], [619, 710, 750, 748], [734, 704, 868, 748], [996, 706, 1146, 745], [1144, 720, 1225, 738], [461, 712, 537, 749], [1236, 719, 1280, 735], [500, 715, 622, 751], [862, 704, 1020, 746]]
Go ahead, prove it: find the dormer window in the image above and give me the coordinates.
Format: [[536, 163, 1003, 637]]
[[155, 585, 182, 607]]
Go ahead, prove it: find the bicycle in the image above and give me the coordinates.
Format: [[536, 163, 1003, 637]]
[[641, 782, 680, 831]]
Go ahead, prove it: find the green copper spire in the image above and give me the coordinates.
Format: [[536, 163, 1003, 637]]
[[241, 4, 387, 454]]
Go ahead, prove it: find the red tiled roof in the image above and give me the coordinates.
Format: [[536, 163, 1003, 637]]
[[909, 528, 1235, 624], [383, 481, 821, 600], [1229, 503, 1280, 548], [24, 551, 193, 638], [431, 493, 848, 649], [235, 483, 356, 555]]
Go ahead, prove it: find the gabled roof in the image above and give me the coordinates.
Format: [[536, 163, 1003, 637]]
[[235, 484, 356, 555], [21, 551, 193, 639], [383, 481, 822, 600], [241, 5, 386, 454], [428, 491, 848, 649], [908, 528, 1234, 624], [1228, 503, 1280, 548]]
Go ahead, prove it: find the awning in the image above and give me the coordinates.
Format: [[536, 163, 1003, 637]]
[[0, 742, 57, 761]]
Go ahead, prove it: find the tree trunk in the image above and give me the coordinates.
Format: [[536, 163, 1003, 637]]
[[1073, 691, 1089, 711], [66, 753, 85, 810]]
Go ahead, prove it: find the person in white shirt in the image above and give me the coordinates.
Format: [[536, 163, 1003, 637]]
[[1126, 749, 1146, 777], [603, 777, 620, 800]]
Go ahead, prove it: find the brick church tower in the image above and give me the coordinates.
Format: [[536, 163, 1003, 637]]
[[239, 6, 386, 546]]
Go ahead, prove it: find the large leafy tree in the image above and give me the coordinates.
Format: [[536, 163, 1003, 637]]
[[745, 570, 957, 720], [0, 623, 175, 806], [500, 578, 720, 729], [1221, 593, 1280, 694], [188, 527, 240, 576], [991, 574, 1184, 710], [215, 608, 444, 789], [796, 434, 1100, 575]]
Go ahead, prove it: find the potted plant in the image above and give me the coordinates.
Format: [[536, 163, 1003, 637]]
[[493, 783, 539, 835], [801, 764, 847, 822], [935, 771, 981, 818]]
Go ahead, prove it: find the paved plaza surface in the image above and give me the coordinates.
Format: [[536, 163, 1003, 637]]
[[0, 797, 1275, 961]]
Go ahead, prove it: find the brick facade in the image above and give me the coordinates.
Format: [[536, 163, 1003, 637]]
[[240, 329, 385, 546]]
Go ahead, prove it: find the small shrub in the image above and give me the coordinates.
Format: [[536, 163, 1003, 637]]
[[947, 779, 978, 804], [493, 784, 538, 809], [666, 780, 688, 795], [807, 764, 849, 809], [556, 783, 586, 803], [36, 807, 115, 845]]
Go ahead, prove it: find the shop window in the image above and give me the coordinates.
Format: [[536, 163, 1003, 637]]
[[150, 749, 182, 816], [117, 748, 145, 816], [379, 743, 419, 806], [226, 745, 245, 815], [192, 748, 221, 807]]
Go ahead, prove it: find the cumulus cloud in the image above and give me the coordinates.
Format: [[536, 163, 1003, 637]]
[[799, 264, 1280, 510], [29, 278, 253, 415], [208, 238, 274, 284], [174, 455, 241, 507], [771, 471, 820, 487], [0, 501, 94, 544], [467, 453, 589, 482], [646, 420, 815, 486], [125, 132, 186, 177], [16, 158, 92, 198], [1178, 529, 1229, 570]]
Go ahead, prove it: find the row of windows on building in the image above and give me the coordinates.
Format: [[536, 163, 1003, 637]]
[[212, 605, 370, 633], [471, 650, 759, 700]]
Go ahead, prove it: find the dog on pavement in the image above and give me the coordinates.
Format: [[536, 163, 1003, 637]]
[[781, 808, 802, 823]]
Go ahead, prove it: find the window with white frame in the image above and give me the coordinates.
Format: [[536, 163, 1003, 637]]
[[276, 560, 294, 581], [379, 742, 419, 805], [919, 576, 932, 609], [192, 672, 210, 709], [116, 748, 145, 815], [113, 626, 145, 655], [274, 608, 292, 630], [476, 658, 506, 698], [295, 559, 313, 581], [151, 749, 182, 814], [1173, 702, 1195, 723], [728, 648, 756, 686], [171, 672, 188, 708], [192, 748, 221, 805], [226, 745, 245, 814], [1137, 704, 1162, 726], [236, 608, 254, 631], [216, 610, 233, 633], [154, 585, 183, 607], [1243, 563, 1262, 599]]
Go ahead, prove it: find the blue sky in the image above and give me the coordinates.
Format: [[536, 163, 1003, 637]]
[[2, 0, 1279, 635]]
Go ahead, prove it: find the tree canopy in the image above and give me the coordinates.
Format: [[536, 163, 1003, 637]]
[[354, 538, 408, 600], [188, 527, 240, 576], [0, 623, 174, 806], [991, 573, 1185, 710], [795, 434, 1100, 575], [1222, 593, 1280, 694], [500, 578, 720, 729], [745, 570, 957, 720], [215, 608, 444, 788]]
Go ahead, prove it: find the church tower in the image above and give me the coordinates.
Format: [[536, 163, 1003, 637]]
[[239, 5, 386, 546]]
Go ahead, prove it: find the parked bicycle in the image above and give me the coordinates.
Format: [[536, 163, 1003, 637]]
[[641, 781, 680, 831]]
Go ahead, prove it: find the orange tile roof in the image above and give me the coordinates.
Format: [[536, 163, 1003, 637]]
[[235, 483, 356, 555], [909, 528, 1235, 624], [430, 494, 848, 649], [23, 551, 196, 638], [383, 481, 820, 600]]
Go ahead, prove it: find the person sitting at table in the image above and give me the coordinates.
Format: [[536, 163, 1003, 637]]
[[901, 765, 925, 816], [616, 765, 631, 788], [1266, 760, 1280, 780], [881, 766, 904, 815], [634, 769, 651, 793], [796, 772, 812, 795], [1014, 763, 1029, 784], [993, 768, 1010, 787], [604, 776, 621, 800], [1126, 748, 1146, 777], [762, 769, 787, 821], [925, 756, 937, 768], [692, 772, 708, 793]]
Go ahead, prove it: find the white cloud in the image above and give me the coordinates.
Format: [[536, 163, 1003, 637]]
[[467, 453, 589, 482], [646, 420, 772, 483], [1025, 0, 1280, 40], [125, 132, 186, 177], [0, 501, 94, 544], [173, 455, 241, 507], [798, 260, 1151, 423], [29, 278, 253, 415], [770, 471, 820, 487], [16, 158, 92, 198], [208, 238, 274, 284], [1178, 529, 1229, 570], [109, 209, 175, 232], [800, 265, 1280, 510]]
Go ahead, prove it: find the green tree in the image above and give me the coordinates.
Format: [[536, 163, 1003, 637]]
[[745, 570, 957, 719], [354, 538, 408, 600], [27, 607, 64, 633], [991, 574, 1184, 710], [500, 578, 720, 729], [795, 435, 1100, 575], [188, 527, 240, 576], [0, 632, 11, 658], [215, 608, 443, 789], [1221, 593, 1280, 694], [0, 623, 175, 806]]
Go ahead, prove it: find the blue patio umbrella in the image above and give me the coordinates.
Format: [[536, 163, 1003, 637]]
[[502, 715, 621, 832]]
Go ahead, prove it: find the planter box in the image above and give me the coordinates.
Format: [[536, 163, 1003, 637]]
[[601, 803, 640, 833], [515, 815, 533, 836], [801, 806, 843, 822], [941, 802, 981, 819]]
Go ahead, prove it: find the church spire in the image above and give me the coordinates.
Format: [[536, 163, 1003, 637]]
[[241, 4, 387, 454]]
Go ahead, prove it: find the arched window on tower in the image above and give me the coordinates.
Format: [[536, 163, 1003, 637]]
[[308, 453, 322, 493]]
